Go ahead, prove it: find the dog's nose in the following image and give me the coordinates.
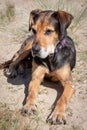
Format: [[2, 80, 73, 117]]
[[32, 44, 40, 54]]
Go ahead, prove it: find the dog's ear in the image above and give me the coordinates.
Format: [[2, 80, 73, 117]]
[[29, 9, 42, 31], [52, 11, 73, 40]]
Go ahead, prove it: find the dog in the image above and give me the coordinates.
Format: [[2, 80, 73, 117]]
[[0, 9, 76, 124]]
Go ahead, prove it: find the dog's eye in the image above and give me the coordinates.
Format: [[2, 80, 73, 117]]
[[45, 29, 54, 35], [32, 28, 36, 34]]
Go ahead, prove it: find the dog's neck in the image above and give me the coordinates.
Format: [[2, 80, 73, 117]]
[[54, 38, 66, 53]]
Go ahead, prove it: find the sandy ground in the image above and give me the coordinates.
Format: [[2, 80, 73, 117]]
[[0, 0, 87, 130]]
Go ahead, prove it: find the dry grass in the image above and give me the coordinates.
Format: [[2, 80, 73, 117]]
[[0, 103, 18, 130], [0, 1, 15, 25], [78, 51, 87, 61], [0, 103, 46, 130], [6, 1, 15, 21]]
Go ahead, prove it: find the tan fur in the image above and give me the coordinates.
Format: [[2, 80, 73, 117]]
[[32, 19, 58, 49]]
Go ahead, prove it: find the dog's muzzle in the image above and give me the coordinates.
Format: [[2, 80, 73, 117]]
[[32, 43, 55, 59]]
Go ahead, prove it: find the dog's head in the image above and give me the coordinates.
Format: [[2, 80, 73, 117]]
[[29, 9, 73, 59]]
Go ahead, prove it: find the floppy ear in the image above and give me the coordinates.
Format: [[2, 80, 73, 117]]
[[52, 11, 73, 40], [29, 9, 42, 31]]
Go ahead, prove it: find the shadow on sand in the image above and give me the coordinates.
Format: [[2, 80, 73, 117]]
[[3, 68, 63, 118]]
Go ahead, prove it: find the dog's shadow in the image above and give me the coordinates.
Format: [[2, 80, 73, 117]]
[[4, 68, 32, 105], [43, 79, 63, 120], [3, 68, 63, 116]]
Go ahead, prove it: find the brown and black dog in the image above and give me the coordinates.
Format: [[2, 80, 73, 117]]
[[0, 9, 76, 124]]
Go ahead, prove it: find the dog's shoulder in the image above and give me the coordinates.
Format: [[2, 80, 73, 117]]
[[53, 36, 76, 70]]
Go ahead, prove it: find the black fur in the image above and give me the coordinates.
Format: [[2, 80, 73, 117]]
[[34, 36, 76, 71]]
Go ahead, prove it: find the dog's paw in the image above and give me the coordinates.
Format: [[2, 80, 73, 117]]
[[47, 110, 66, 125], [21, 104, 37, 116]]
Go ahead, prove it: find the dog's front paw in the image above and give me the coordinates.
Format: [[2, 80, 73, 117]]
[[6, 63, 18, 78], [47, 109, 66, 125], [21, 104, 37, 116]]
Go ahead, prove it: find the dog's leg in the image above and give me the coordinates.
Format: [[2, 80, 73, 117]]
[[22, 64, 48, 115], [8, 37, 33, 77], [47, 64, 75, 124]]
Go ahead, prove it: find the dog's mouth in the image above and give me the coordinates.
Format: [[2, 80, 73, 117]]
[[31, 48, 49, 59], [31, 45, 55, 59]]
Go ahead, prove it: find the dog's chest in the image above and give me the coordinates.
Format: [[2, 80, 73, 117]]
[[33, 50, 65, 72], [45, 71, 60, 81]]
